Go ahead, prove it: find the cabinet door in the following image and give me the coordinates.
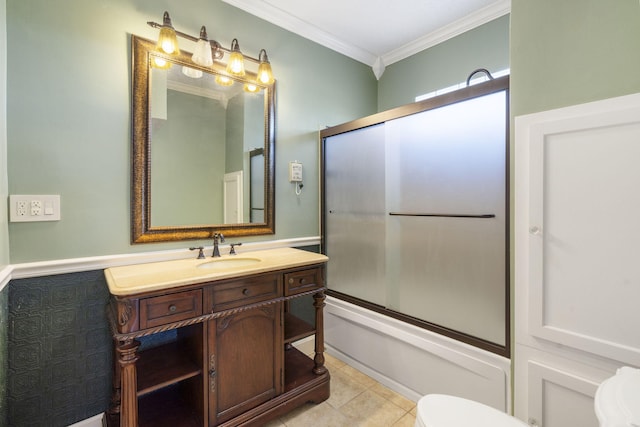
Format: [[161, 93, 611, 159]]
[[208, 304, 283, 425]]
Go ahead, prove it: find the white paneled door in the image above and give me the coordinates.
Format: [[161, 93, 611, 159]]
[[515, 93, 640, 426]]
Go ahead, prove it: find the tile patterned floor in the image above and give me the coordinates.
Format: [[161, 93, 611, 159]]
[[265, 353, 417, 427]]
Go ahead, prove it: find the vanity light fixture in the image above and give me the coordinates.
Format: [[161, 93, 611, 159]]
[[257, 49, 275, 85], [226, 39, 246, 77], [147, 11, 274, 85], [155, 11, 180, 56], [191, 26, 214, 67]]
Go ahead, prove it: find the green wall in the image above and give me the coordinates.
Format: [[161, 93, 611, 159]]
[[378, 15, 510, 111], [6, 0, 377, 263], [0, 0, 8, 268], [1, 1, 9, 424], [511, 0, 640, 117]]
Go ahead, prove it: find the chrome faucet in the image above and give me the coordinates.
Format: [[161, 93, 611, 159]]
[[212, 233, 225, 257]]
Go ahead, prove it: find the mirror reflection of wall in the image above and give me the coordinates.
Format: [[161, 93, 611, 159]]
[[149, 68, 265, 227], [150, 69, 225, 226]]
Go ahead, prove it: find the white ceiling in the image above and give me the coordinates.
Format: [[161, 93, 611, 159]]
[[222, 0, 510, 78]]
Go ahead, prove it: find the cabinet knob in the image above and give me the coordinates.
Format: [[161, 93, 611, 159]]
[[299, 278, 306, 285], [288, 278, 294, 284], [168, 304, 177, 313], [242, 288, 250, 296]]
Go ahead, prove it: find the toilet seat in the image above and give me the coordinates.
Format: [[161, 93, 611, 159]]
[[594, 367, 640, 427], [415, 394, 528, 427]]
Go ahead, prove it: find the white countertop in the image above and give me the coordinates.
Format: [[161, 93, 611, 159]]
[[105, 247, 328, 296]]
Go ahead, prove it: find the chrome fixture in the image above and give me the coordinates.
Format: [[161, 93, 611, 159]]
[[147, 11, 274, 86]]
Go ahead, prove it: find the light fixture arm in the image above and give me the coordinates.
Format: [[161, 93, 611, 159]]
[[146, 20, 263, 64]]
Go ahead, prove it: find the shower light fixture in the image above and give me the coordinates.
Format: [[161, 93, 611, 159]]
[[147, 11, 275, 86]]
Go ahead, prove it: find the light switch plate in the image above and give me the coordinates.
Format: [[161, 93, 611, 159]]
[[9, 195, 61, 222]]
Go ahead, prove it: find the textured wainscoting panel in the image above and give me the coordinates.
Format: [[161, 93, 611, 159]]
[[8, 270, 112, 427], [1, 287, 8, 427]]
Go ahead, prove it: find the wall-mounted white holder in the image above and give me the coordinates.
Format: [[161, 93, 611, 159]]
[[9, 195, 61, 222], [289, 161, 303, 195]]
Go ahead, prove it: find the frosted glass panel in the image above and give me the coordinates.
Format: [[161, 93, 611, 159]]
[[323, 90, 508, 347], [325, 124, 387, 306], [385, 92, 507, 345]]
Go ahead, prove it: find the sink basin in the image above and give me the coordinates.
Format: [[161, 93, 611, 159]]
[[197, 257, 262, 270]]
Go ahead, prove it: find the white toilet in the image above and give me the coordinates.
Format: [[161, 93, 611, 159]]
[[414, 394, 527, 427], [594, 366, 640, 427], [415, 366, 640, 427]]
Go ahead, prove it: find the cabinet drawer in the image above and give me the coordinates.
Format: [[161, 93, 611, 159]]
[[139, 289, 203, 329], [284, 267, 323, 296], [208, 274, 281, 312]]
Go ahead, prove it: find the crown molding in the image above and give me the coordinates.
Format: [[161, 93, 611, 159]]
[[381, 0, 511, 66], [222, 0, 378, 65], [223, 0, 510, 72]]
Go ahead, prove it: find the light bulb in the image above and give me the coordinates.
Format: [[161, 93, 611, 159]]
[[226, 39, 245, 77], [257, 50, 275, 84], [155, 12, 180, 56]]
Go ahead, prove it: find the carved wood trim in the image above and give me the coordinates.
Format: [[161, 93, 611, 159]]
[[108, 287, 326, 341]]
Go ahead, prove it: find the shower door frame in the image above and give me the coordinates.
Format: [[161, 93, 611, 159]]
[[320, 76, 510, 357]]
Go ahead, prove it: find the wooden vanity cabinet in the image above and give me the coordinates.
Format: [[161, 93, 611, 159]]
[[106, 263, 329, 427]]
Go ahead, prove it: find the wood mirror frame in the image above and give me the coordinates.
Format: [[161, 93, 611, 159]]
[[131, 35, 275, 243]]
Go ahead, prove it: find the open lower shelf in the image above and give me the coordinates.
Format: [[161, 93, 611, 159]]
[[137, 341, 202, 396], [284, 346, 320, 392], [138, 385, 203, 427], [284, 313, 315, 344]]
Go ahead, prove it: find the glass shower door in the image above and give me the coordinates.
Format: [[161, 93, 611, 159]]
[[384, 91, 507, 345], [324, 124, 387, 306]]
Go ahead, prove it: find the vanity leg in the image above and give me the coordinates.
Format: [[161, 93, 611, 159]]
[[107, 337, 123, 419], [117, 338, 140, 427], [312, 291, 327, 375]]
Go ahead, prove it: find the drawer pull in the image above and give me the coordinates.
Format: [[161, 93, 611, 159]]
[[288, 278, 294, 285], [242, 288, 250, 296], [299, 278, 306, 285], [168, 304, 177, 313]]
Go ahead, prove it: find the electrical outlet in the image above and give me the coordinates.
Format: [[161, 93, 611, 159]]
[[30, 200, 42, 216], [16, 200, 27, 217], [9, 195, 61, 222]]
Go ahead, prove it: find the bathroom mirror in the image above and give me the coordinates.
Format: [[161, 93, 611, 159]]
[[131, 35, 275, 243]]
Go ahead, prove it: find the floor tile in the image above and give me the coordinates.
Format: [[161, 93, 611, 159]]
[[340, 364, 378, 388], [370, 382, 416, 412], [326, 369, 369, 409], [281, 401, 351, 427], [339, 389, 407, 427], [392, 411, 417, 427], [265, 353, 418, 427], [324, 352, 347, 370]]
